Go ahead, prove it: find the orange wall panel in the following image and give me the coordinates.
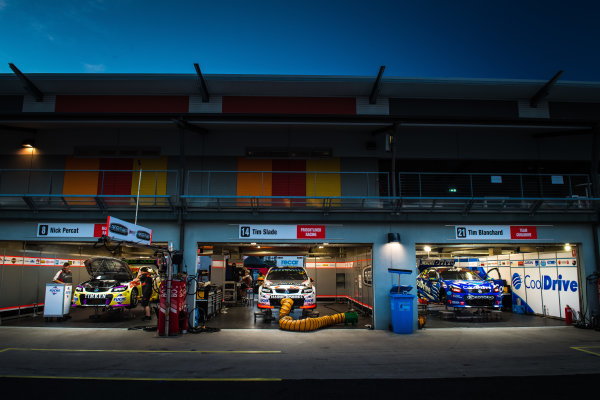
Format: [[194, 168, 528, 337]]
[[237, 158, 272, 197], [63, 157, 100, 205]]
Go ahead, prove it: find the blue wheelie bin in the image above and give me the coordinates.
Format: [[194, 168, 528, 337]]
[[388, 268, 415, 334]]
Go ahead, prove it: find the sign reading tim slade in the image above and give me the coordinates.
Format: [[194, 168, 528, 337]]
[[455, 225, 537, 240], [106, 216, 152, 245], [239, 224, 326, 240]]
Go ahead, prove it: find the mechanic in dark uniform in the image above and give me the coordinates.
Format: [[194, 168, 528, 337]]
[[53, 262, 72, 284], [134, 267, 154, 321], [53, 262, 73, 319]]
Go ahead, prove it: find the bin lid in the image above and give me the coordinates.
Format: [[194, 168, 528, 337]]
[[388, 268, 412, 275]]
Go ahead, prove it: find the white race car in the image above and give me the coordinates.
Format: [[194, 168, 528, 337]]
[[257, 266, 316, 311]]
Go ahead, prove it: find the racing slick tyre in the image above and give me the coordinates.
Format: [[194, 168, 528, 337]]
[[128, 288, 139, 309], [439, 290, 448, 310]]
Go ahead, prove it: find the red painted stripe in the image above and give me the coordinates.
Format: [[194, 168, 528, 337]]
[[272, 160, 306, 207], [317, 295, 373, 309], [223, 96, 356, 115], [55, 95, 189, 113], [0, 303, 44, 312]]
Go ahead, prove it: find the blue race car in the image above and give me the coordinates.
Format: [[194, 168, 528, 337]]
[[417, 267, 503, 308]]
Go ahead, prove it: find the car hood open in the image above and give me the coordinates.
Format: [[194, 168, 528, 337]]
[[84, 257, 132, 277]]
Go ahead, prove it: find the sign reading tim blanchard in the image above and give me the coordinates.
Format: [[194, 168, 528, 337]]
[[455, 225, 537, 240]]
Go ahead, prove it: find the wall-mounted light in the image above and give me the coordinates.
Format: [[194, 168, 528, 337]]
[[564, 243, 571, 251], [387, 233, 401, 243], [21, 139, 35, 148], [423, 245, 432, 253]]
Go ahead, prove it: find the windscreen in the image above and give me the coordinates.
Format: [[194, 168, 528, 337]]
[[267, 268, 307, 281], [440, 269, 482, 281], [86, 257, 131, 278]]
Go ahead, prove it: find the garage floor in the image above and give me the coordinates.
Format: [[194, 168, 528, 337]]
[[422, 303, 565, 328], [1, 300, 565, 330], [0, 297, 374, 330]]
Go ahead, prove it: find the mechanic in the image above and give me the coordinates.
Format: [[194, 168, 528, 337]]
[[134, 267, 154, 321], [53, 262, 72, 284], [239, 267, 253, 300]]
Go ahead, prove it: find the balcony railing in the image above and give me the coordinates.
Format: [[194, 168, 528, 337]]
[[0, 169, 596, 215]]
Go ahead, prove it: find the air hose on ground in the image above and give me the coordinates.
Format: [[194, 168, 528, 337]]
[[278, 298, 358, 331]]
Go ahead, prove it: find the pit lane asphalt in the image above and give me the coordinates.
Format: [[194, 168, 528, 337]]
[[1, 322, 600, 399], [1, 324, 599, 380]]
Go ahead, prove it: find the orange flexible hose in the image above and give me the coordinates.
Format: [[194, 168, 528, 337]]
[[278, 297, 355, 331]]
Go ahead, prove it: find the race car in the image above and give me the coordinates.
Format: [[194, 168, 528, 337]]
[[257, 266, 316, 310], [417, 267, 503, 309], [72, 257, 141, 310]]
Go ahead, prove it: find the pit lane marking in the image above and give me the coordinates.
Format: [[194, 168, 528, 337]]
[[0, 375, 281, 382], [571, 346, 600, 357], [0, 347, 281, 354]]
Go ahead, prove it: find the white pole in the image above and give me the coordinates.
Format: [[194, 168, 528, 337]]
[[135, 162, 142, 225]]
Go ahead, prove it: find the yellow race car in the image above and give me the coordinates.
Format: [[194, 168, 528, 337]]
[[72, 257, 142, 310]]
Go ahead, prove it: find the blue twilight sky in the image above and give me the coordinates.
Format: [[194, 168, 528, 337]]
[[0, 0, 599, 81]]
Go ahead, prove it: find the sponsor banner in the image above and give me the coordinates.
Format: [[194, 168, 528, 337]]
[[276, 256, 305, 267], [106, 216, 152, 245], [510, 226, 538, 239], [418, 259, 455, 267], [297, 225, 325, 239], [305, 261, 354, 269], [239, 224, 327, 240], [1, 256, 85, 267], [455, 225, 538, 240], [37, 223, 106, 238]]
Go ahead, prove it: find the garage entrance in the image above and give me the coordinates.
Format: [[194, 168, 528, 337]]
[[415, 243, 580, 328], [192, 242, 374, 330], [0, 240, 165, 326]]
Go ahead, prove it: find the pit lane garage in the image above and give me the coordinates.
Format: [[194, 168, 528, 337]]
[[0, 240, 167, 327], [415, 243, 581, 328], [0, 241, 374, 331], [189, 242, 374, 330]]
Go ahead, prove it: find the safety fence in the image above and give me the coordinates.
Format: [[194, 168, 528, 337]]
[[0, 169, 596, 214]]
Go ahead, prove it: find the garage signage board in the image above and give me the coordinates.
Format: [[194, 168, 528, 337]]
[[239, 224, 326, 239], [37, 223, 106, 238], [455, 225, 538, 240], [106, 216, 153, 245]]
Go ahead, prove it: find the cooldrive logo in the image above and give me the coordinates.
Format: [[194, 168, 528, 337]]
[[512, 273, 522, 290], [512, 273, 578, 292]]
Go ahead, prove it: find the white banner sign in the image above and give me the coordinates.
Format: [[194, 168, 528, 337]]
[[37, 223, 105, 238], [106, 216, 153, 245], [455, 225, 510, 240], [238, 224, 326, 240]]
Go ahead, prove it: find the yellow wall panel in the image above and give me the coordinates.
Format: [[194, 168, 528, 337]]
[[131, 157, 168, 205], [306, 159, 340, 206]]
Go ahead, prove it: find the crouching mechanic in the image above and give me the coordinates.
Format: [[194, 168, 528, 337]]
[[134, 267, 154, 321]]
